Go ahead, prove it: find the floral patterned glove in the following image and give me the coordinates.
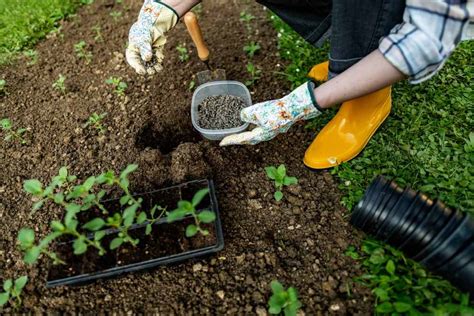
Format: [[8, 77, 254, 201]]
[[126, 0, 179, 75], [219, 81, 323, 146]]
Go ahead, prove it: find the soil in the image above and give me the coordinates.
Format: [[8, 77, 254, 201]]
[[198, 95, 247, 129], [0, 0, 373, 314]]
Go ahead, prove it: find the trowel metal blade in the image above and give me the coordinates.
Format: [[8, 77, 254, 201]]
[[196, 69, 226, 85]]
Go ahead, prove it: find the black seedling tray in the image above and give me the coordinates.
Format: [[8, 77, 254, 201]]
[[46, 179, 224, 287]]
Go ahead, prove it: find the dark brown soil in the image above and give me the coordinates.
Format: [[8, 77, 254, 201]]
[[0, 0, 373, 314]]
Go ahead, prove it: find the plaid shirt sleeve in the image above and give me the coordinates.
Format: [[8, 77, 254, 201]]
[[379, 0, 473, 84]]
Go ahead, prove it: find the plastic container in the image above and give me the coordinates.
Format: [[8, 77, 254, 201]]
[[191, 80, 252, 141], [46, 179, 224, 287]]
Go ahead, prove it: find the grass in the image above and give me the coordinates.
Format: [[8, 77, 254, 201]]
[[270, 13, 473, 314], [0, 0, 89, 65]]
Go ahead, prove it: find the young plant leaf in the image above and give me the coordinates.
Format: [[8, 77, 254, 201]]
[[82, 218, 105, 231], [14, 276, 28, 293], [177, 200, 193, 211], [0, 292, 9, 306], [386, 259, 395, 275], [265, 166, 277, 180], [274, 191, 284, 201], [145, 224, 152, 235], [110, 237, 123, 249], [166, 209, 188, 222], [38, 232, 61, 249], [136, 212, 147, 224], [276, 164, 286, 178], [24, 247, 41, 264], [73, 238, 88, 255], [123, 203, 139, 227], [51, 221, 65, 232], [94, 231, 106, 241], [271, 280, 284, 293], [18, 228, 35, 247], [23, 179, 43, 195], [82, 176, 96, 191], [185, 224, 198, 237], [376, 302, 393, 313], [283, 176, 298, 186], [59, 166, 68, 178], [119, 195, 130, 206], [96, 171, 114, 185], [191, 188, 209, 207], [394, 302, 412, 313], [197, 210, 216, 223], [53, 193, 64, 204], [3, 280, 12, 292], [120, 164, 138, 179]]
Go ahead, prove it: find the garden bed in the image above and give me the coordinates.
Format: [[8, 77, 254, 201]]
[[0, 0, 373, 313]]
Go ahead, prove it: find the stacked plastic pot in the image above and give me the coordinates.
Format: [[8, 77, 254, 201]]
[[351, 176, 473, 296]]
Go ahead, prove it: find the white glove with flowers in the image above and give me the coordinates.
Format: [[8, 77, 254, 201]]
[[219, 81, 323, 146], [126, 0, 179, 75]]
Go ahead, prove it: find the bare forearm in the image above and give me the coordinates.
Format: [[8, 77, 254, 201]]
[[315, 50, 406, 109], [163, 0, 201, 17]]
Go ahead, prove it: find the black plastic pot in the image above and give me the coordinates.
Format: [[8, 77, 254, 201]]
[[46, 179, 224, 287], [351, 176, 474, 297]]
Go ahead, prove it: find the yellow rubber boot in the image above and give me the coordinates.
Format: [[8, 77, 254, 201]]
[[307, 61, 329, 82], [304, 86, 392, 169]]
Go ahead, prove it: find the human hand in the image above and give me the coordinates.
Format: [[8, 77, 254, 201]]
[[220, 81, 322, 146], [126, 0, 179, 75]]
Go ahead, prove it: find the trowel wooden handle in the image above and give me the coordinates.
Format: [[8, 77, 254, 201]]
[[184, 12, 210, 62]]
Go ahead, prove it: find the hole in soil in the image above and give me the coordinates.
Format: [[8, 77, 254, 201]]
[[136, 123, 201, 155]]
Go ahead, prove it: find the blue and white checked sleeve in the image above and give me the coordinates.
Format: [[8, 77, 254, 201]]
[[379, 0, 473, 84]]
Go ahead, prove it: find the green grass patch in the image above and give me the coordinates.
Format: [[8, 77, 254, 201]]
[[270, 13, 473, 314], [0, 0, 91, 64]]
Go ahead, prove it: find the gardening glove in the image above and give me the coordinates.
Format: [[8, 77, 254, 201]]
[[219, 81, 323, 146], [126, 0, 179, 75]]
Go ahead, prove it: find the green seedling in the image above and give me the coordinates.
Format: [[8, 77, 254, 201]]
[[245, 62, 262, 87], [239, 11, 255, 33], [176, 44, 189, 62], [188, 80, 196, 91], [265, 164, 298, 201], [23, 50, 38, 65], [92, 25, 103, 42], [19, 165, 210, 267], [0, 276, 28, 309], [0, 79, 6, 95], [268, 280, 302, 316], [110, 11, 122, 21], [52, 74, 66, 93], [106, 77, 127, 96], [166, 188, 216, 237], [83, 112, 107, 134], [244, 41, 261, 58], [74, 40, 93, 64], [1, 118, 28, 145], [18, 165, 169, 265]]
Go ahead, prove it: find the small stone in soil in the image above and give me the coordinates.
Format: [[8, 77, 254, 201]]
[[198, 95, 247, 129]]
